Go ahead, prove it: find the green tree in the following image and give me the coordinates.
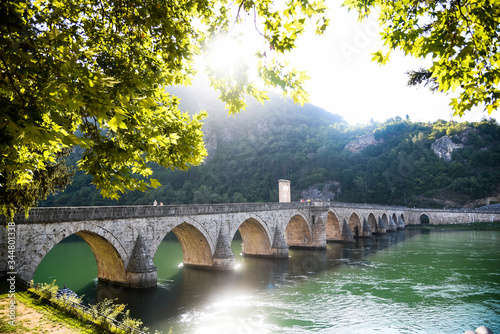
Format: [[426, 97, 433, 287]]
[[232, 192, 248, 203], [0, 150, 73, 219], [344, 0, 500, 116], [0, 0, 329, 219]]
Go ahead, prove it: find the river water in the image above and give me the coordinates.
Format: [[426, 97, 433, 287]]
[[33, 229, 500, 333]]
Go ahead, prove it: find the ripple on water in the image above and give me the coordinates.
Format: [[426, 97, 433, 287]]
[[156, 279, 176, 291]]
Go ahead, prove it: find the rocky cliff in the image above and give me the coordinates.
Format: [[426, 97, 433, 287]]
[[430, 136, 464, 161], [431, 128, 476, 161], [301, 181, 341, 201], [345, 133, 380, 152]]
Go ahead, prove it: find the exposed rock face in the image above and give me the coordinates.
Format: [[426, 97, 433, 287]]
[[431, 136, 464, 161], [202, 126, 233, 163], [345, 133, 379, 152], [301, 181, 341, 201], [431, 127, 479, 162]]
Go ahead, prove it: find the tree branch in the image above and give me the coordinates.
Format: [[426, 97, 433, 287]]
[[0, 54, 27, 107]]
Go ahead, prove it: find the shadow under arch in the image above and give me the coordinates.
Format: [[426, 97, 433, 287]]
[[367, 213, 378, 233], [171, 222, 214, 268], [326, 211, 342, 241], [237, 217, 272, 257], [76, 231, 128, 284], [348, 212, 362, 238], [420, 213, 430, 224], [381, 213, 389, 227], [285, 214, 312, 247]]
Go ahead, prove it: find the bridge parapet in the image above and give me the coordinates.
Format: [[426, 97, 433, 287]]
[[404, 207, 500, 214], [6, 201, 425, 225], [314, 201, 500, 214], [314, 201, 407, 211], [6, 202, 311, 224], [5, 202, 499, 228]]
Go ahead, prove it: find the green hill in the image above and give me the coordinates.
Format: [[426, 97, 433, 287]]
[[40, 85, 500, 209]]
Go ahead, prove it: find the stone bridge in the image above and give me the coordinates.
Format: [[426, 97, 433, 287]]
[[2, 201, 499, 288]]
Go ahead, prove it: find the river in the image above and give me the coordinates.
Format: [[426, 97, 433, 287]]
[[33, 229, 500, 333]]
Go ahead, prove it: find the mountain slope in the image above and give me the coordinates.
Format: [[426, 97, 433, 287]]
[[40, 86, 500, 208]]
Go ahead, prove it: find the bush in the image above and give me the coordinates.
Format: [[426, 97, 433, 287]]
[[29, 281, 150, 334]]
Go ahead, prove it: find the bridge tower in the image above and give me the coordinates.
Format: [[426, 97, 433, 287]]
[[279, 179, 291, 203]]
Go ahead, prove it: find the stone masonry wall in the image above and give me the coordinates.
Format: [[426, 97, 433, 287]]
[[2, 202, 500, 287]]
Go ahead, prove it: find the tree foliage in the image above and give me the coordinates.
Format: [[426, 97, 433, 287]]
[[344, 0, 500, 116], [0, 0, 329, 218], [0, 149, 73, 219]]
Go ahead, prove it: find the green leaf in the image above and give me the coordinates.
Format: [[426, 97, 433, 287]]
[[371, 50, 390, 65], [108, 114, 128, 132], [150, 179, 161, 188]]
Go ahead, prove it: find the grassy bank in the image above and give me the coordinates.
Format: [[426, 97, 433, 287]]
[[406, 221, 500, 231], [0, 281, 154, 333], [0, 282, 100, 333]]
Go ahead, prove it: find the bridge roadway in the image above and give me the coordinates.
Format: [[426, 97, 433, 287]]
[[2, 201, 500, 288]]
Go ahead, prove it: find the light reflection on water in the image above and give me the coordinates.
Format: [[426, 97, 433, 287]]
[[33, 229, 500, 334]]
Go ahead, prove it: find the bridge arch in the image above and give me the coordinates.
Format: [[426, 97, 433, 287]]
[[420, 213, 430, 224], [367, 213, 378, 233], [326, 211, 342, 241], [30, 224, 128, 285], [151, 216, 216, 267], [348, 212, 362, 238], [170, 222, 214, 268], [285, 214, 312, 247], [381, 213, 389, 227], [392, 213, 398, 225], [236, 217, 273, 257]]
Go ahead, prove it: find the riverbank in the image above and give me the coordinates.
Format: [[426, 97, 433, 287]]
[[0, 282, 105, 333], [406, 221, 500, 230]]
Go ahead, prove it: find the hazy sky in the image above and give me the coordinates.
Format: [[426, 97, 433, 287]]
[[208, 4, 499, 125]]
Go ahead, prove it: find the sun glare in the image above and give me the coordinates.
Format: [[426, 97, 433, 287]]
[[206, 36, 246, 75]]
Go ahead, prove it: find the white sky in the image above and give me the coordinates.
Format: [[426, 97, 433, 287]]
[[211, 4, 499, 125], [288, 6, 499, 124]]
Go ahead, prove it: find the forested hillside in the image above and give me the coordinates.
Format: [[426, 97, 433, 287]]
[[41, 86, 500, 209]]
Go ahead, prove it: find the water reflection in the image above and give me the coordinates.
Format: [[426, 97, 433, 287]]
[[37, 228, 500, 334], [86, 230, 411, 332]]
